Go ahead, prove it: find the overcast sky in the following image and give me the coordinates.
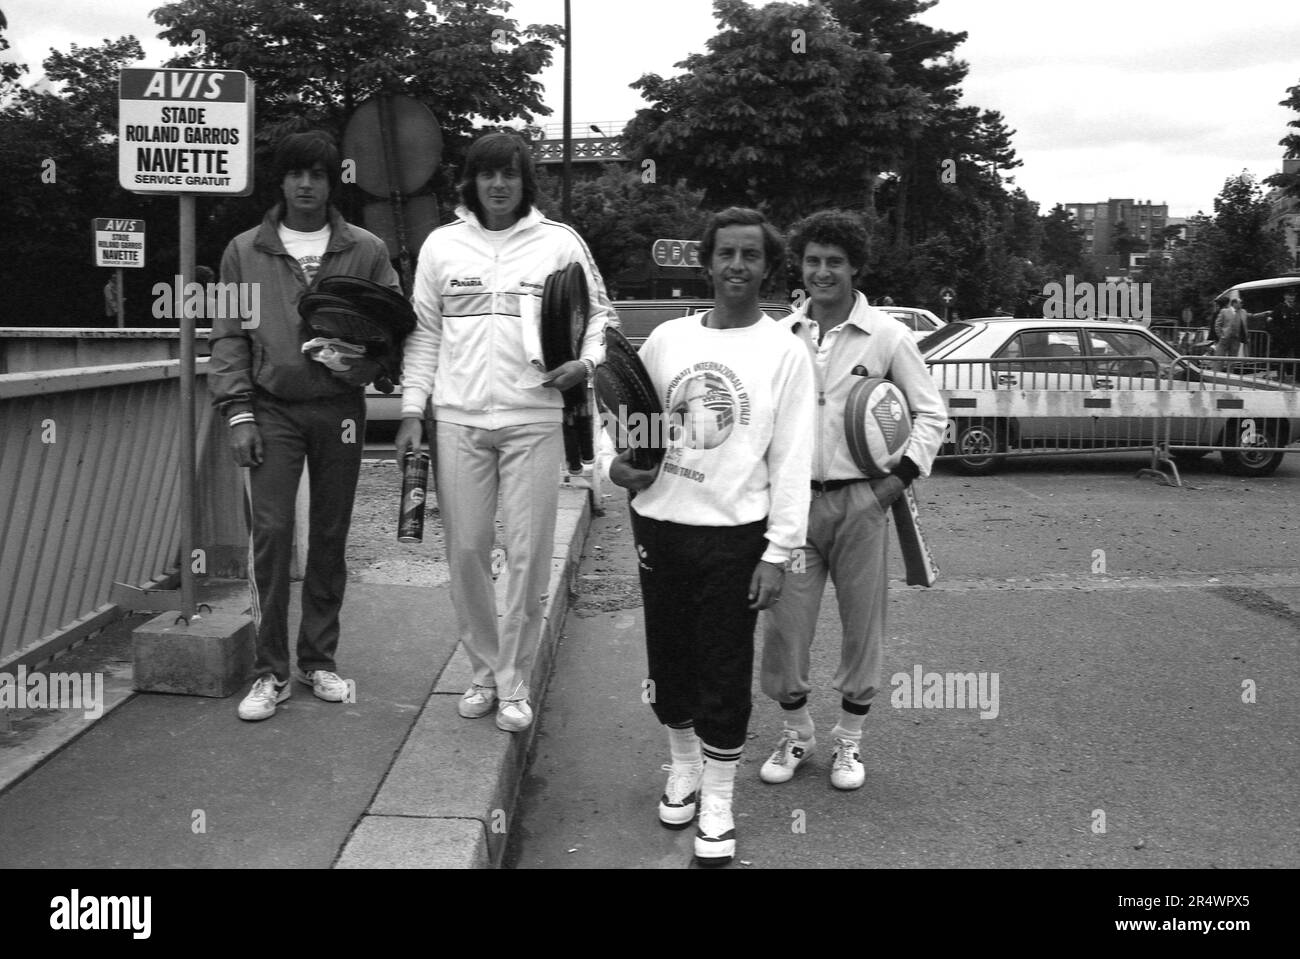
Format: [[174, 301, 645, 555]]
[[4, 0, 1296, 217]]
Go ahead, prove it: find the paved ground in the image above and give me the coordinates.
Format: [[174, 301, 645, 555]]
[[506, 451, 1300, 870], [0, 463, 593, 870]]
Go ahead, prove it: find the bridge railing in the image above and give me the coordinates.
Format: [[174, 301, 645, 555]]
[[0, 358, 247, 668]]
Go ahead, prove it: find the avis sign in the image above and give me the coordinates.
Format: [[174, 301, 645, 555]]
[[118, 68, 254, 195], [93, 218, 145, 268], [652, 239, 701, 269]]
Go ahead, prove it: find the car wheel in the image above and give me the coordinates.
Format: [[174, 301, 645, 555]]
[[1220, 418, 1285, 477], [952, 419, 1006, 476]]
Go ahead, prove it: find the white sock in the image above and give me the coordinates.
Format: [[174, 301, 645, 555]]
[[832, 711, 866, 742], [782, 704, 815, 741], [699, 742, 742, 805], [667, 723, 702, 770]]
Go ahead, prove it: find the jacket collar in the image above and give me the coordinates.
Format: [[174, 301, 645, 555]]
[[253, 203, 355, 255], [789, 290, 886, 339], [454, 204, 544, 235]]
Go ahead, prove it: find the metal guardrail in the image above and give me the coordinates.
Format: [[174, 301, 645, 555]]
[[928, 354, 1300, 481], [0, 358, 247, 667]]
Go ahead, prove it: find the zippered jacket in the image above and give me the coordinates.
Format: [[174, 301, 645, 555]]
[[401, 205, 613, 428], [782, 291, 947, 481], [208, 204, 400, 422]]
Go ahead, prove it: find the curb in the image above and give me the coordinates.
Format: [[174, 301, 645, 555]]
[[334, 485, 593, 868]]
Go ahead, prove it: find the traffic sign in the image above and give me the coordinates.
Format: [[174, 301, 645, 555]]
[[118, 68, 254, 195], [940, 286, 956, 303], [93, 218, 145, 268], [652, 238, 701, 268]]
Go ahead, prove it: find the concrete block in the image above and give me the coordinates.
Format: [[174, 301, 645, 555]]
[[335, 816, 487, 869], [132, 612, 254, 698]]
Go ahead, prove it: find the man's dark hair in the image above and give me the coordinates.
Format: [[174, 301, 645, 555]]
[[459, 131, 538, 222], [271, 130, 342, 200], [787, 209, 870, 273], [698, 207, 785, 276]]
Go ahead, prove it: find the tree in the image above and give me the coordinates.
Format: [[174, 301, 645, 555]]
[[535, 166, 707, 297], [0, 8, 29, 104], [1040, 204, 1087, 278], [0, 36, 161, 326], [1148, 173, 1290, 322], [1211, 171, 1291, 282], [1112, 221, 1143, 263], [1263, 79, 1300, 201], [623, 0, 926, 224]]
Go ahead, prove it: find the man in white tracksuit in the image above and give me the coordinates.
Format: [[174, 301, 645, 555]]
[[758, 209, 946, 790], [397, 132, 614, 733]]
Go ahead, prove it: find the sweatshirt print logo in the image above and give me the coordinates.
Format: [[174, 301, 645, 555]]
[[666, 370, 738, 450], [449, 277, 483, 288]]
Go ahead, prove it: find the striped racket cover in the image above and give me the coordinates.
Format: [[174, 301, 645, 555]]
[[844, 376, 912, 478]]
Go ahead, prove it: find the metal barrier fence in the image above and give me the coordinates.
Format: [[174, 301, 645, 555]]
[[0, 359, 247, 667], [1149, 324, 1272, 360], [928, 354, 1300, 482]]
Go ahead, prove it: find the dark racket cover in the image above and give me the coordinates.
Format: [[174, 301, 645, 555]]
[[298, 276, 418, 394], [542, 263, 595, 471], [593, 326, 665, 472]]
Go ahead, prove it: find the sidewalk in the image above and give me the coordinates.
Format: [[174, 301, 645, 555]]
[[0, 485, 592, 869]]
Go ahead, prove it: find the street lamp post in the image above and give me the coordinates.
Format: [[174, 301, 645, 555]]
[[562, 0, 573, 223]]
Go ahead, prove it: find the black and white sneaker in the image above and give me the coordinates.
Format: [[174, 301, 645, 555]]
[[759, 729, 815, 784], [658, 763, 703, 829], [694, 796, 736, 866]]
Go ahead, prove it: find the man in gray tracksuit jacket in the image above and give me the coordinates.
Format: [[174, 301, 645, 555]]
[[209, 130, 400, 722]]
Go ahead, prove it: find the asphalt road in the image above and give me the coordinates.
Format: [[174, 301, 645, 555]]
[[504, 451, 1300, 870]]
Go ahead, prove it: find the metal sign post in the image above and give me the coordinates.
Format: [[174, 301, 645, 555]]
[[113, 68, 253, 622], [93, 218, 145, 329]]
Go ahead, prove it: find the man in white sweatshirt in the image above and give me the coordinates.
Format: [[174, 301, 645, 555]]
[[396, 132, 613, 733], [610, 207, 814, 867], [757, 209, 946, 790]]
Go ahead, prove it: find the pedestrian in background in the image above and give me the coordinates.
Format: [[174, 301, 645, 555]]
[[1214, 290, 1269, 357], [610, 207, 814, 867], [396, 131, 613, 733], [210, 130, 399, 722], [1267, 288, 1300, 360], [758, 210, 946, 792]]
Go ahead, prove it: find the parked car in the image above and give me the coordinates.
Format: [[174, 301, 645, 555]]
[[880, 306, 945, 342], [612, 298, 794, 348], [920, 317, 1299, 476]]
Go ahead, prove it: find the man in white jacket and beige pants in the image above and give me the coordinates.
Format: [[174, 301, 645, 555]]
[[397, 132, 613, 733], [758, 209, 947, 790]]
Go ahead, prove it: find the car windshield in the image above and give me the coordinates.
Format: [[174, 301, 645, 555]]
[[919, 322, 971, 354]]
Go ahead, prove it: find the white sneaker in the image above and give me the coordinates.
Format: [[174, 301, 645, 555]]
[[658, 763, 703, 829], [296, 668, 350, 702], [237, 675, 290, 721], [496, 698, 533, 732], [458, 685, 497, 719], [694, 796, 736, 866], [759, 729, 815, 784], [830, 737, 865, 790]]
